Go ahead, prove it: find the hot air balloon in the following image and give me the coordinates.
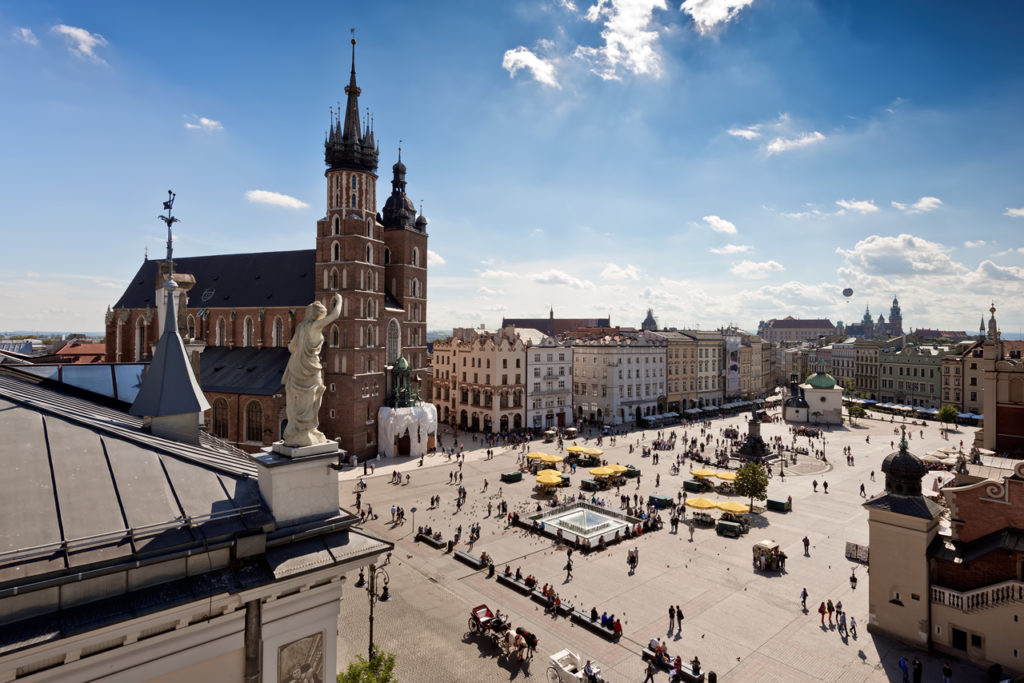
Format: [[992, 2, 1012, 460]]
[[842, 287, 854, 298]]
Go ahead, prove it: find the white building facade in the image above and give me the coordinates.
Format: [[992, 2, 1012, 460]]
[[526, 334, 573, 430], [573, 333, 666, 426]]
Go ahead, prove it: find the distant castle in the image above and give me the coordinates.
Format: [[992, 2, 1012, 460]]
[[839, 297, 903, 339]]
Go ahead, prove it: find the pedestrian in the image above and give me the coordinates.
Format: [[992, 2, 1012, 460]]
[[565, 558, 573, 581], [688, 520, 695, 542], [800, 587, 808, 609], [912, 657, 922, 683], [676, 605, 683, 628], [668, 605, 676, 629], [642, 661, 656, 683], [812, 479, 818, 492], [802, 536, 810, 555], [849, 616, 857, 637], [898, 656, 909, 683], [941, 662, 951, 683], [818, 601, 826, 625], [823, 480, 829, 494], [870, 470, 875, 481], [826, 599, 835, 624], [838, 610, 847, 634]]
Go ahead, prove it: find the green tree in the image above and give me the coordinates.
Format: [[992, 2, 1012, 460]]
[[735, 462, 769, 511], [848, 405, 867, 423], [337, 648, 397, 683], [936, 405, 959, 433]]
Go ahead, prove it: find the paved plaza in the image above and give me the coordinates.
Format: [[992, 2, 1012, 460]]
[[335, 412, 989, 682]]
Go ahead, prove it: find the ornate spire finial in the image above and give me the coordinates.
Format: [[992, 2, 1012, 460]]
[[157, 190, 180, 278], [899, 424, 907, 450], [350, 28, 356, 72]]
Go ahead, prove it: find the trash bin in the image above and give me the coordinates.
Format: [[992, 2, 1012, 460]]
[[708, 672, 717, 683]]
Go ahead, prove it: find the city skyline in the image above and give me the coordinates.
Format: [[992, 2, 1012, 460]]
[[2, 1, 1023, 334]]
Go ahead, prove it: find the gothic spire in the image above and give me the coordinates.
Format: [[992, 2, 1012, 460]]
[[324, 31, 378, 173]]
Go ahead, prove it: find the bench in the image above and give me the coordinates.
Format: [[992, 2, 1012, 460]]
[[416, 533, 446, 549], [495, 572, 533, 595], [569, 610, 618, 640], [641, 650, 705, 681], [454, 550, 485, 570]]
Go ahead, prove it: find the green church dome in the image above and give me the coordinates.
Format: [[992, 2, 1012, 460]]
[[805, 371, 837, 390]]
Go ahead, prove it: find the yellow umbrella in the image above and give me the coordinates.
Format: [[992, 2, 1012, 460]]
[[685, 497, 718, 509], [582, 447, 604, 456], [716, 501, 750, 513], [540, 453, 564, 464], [715, 471, 737, 481], [566, 445, 587, 453], [606, 464, 628, 474], [691, 468, 718, 478], [526, 452, 548, 460], [589, 466, 614, 477], [537, 469, 562, 477], [536, 473, 562, 485]]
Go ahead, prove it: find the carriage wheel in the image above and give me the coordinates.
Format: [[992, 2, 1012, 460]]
[[546, 666, 561, 683], [469, 618, 479, 632]]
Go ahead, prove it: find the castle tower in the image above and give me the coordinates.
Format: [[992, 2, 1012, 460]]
[[889, 296, 903, 336], [863, 428, 942, 647], [315, 37, 386, 459]]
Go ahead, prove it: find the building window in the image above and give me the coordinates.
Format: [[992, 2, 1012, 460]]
[[245, 401, 263, 442], [212, 398, 229, 438], [216, 318, 226, 346], [366, 244, 373, 263], [186, 314, 195, 339], [387, 319, 401, 364], [384, 248, 390, 264], [330, 325, 339, 348], [272, 317, 284, 347], [367, 219, 373, 237], [243, 318, 255, 347]]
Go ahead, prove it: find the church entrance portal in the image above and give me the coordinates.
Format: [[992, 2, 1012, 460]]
[[396, 428, 411, 456]]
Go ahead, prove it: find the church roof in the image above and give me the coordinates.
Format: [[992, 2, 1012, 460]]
[[767, 318, 835, 330], [863, 493, 943, 519], [501, 317, 611, 336], [113, 250, 316, 310], [803, 371, 837, 390]]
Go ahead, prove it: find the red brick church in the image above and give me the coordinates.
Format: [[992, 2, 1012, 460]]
[[106, 40, 429, 460]]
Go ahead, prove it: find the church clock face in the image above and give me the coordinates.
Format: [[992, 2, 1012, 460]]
[[201, 287, 216, 302]]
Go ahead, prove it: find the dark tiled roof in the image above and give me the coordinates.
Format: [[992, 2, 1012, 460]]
[[769, 319, 835, 330], [113, 250, 316, 310], [863, 493, 942, 519], [200, 346, 290, 396], [502, 317, 611, 337]]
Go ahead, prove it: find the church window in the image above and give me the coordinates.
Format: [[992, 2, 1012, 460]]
[[245, 401, 263, 442], [216, 318, 226, 346], [272, 317, 284, 347], [360, 270, 365, 290], [330, 325, 339, 348], [330, 268, 339, 290], [351, 175, 357, 190], [350, 194, 356, 208], [412, 248, 420, 266], [366, 325, 374, 347], [387, 319, 401, 364], [367, 219, 373, 238], [135, 317, 147, 361], [332, 241, 340, 261], [384, 248, 391, 265], [186, 315, 195, 339], [243, 318, 254, 347], [366, 244, 373, 263], [332, 216, 340, 236], [212, 399, 229, 438]]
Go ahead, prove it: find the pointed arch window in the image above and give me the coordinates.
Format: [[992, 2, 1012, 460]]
[[351, 175, 357, 190], [387, 319, 401, 365], [216, 318, 226, 346], [332, 215, 340, 236], [366, 244, 373, 263], [350, 194, 356, 208], [330, 268, 339, 290], [245, 401, 263, 442], [412, 248, 420, 266], [384, 248, 391, 265], [272, 317, 284, 347], [186, 315, 196, 339], [243, 318, 255, 347], [330, 325, 340, 348], [366, 325, 374, 348], [332, 241, 340, 262], [135, 317, 147, 361], [366, 219, 373, 238], [212, 398, 229, 438]]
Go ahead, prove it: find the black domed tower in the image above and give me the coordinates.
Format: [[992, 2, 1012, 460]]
[[880, 426, 928, 496]]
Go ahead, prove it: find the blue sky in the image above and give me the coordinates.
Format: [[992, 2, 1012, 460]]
[[2, 0, 1023, 335]]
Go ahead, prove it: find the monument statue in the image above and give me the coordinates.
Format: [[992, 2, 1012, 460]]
[[282, 294, 342, 447]]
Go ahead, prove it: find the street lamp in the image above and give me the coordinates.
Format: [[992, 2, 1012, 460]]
[[354, 563, 391, 661]]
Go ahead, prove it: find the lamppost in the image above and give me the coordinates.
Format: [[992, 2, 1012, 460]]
[[354, 563, 390, 661]]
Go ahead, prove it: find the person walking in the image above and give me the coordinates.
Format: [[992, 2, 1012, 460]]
[[898, 656, 910, 683], [941, 662, 952, 683], [565, 558, 573, 581], [826, 599, 835, 625], [860, 483, 866, 497], [849, 616, 857, 637], [838, 610, 847, 635], [802, 536, 810, 555], [912, 657, 922, 683], [800, 587, 808, 610], [688, 520, 695, 542], [818, 601, 827, 625], [823, 480, 829, 494], [668, 605, 676, 630], [642, 661, 656, 683]]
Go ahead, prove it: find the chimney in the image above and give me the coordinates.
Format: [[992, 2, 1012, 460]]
[[253, 440, 346, 526]]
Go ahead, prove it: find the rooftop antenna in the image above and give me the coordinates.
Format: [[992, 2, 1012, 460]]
[[158, 190, 179, 278]]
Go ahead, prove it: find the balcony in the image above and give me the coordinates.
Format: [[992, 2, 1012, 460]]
[[930, 580, 1024, 613]]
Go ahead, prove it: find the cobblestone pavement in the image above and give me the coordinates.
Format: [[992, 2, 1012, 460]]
[[334, 414, 988, 682]]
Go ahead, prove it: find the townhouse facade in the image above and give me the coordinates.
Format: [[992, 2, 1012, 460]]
[[572, 332, 666, 425], [525, 334, 573, 430]]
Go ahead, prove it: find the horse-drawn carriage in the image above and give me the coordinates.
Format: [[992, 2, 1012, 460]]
[[546, 648, 603, 682], [468, 604, 513, 652]]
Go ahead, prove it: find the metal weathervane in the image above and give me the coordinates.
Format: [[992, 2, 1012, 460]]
[[158, 190, 180, 277]]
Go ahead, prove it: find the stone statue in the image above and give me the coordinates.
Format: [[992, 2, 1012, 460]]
[[282, 294, 342, 447]]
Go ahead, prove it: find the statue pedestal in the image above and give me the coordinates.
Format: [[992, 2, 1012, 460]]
[[271, 440, 340, 459]]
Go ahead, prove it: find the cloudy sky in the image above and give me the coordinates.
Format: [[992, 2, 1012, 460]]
[[2, 1, 1023, 335]]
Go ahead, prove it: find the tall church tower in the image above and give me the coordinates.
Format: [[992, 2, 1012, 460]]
[[315, 37, 386, 460], [889, 296, 903, 336]]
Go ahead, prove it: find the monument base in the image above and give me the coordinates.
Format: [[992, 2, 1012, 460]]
[[272, 440, 340, 459]]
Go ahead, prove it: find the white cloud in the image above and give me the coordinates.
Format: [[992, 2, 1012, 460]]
[[14, 28, 39, 46], [244, 190, 309, 209], [963, 240, 986, 248], [573, 0, 668, 80], [729, 260, 783, 279], [891, 196, 942, 214], [184, 116, 223, 132], [709, 244, 751, 254], [836, 234, 962, 277], [680, 0, 756, 35], [501, 47, 560, 88], [1004, 207, 1024, 218], [601, 263, 641, 280], [479, 269, 518, 279], [427, 250, 446, 266], [478, 286, 504, 296], [975, 260, 1024, 282], [51, 24, 108, 64], [727, 125, 761, 140], [835, 199, 879, 215], [782, 208, 828, 219], [765, 131, 825, 154], [702, 215, 737, 234], [533, 269, 594, 289]]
